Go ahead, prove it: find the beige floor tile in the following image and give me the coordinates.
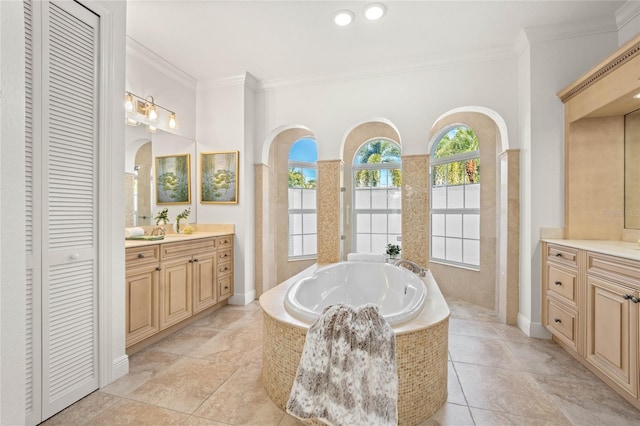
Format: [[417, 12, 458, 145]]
[[145, 324, 225, 355], [279, 413, 306, 425], [471, 407, 572, 426], [454, 363, 568, 422], [420, 403, 474, 426], [190, 304, 262, 331], [504, 339, 594, 380], [187, 326, 263, 368], [40, 391, 121, 425], [127, 356, 238, 414], [489, 322, 533, 342], [86, 397, 191, 425], [446, 297, 500, 323], [193, 363, 285, 425], [449, 334, 524, 370], [446, 362, 467, 406], [449, 318, 501, 339], [532, 373, 640, 426], [182, 415, 232, 425], [102, 350, 183, 397]]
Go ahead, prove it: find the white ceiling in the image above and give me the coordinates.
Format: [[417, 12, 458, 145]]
[[126, 1, 626, 84]]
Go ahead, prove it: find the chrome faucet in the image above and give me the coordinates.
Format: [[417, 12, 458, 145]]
[[150, 226, 165, 236], [394, 259, 427, 277]]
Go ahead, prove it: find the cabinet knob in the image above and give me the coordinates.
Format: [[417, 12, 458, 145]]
[[632, 296, 640, 304], [554, 318, 562, 324], [224, 286, 229, 290], [554, 281, 562, 286], [555, 253, 563, 257], [189, 259, 193, 263], [156, 267, 161, 271], [193, 258, 198, 262], [622, 294, 631, 300], [138, 253, 145, 259]]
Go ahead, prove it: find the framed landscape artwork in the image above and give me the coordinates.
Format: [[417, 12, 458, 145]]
[[200, 151, 239, 204], [155, 153, 191, 204]]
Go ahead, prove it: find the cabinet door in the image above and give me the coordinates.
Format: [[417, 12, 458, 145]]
[[586, 275, 638, 398], [160, 258, 192, 329], [193, 252, 217, 314], [126, 265, 160, 346]]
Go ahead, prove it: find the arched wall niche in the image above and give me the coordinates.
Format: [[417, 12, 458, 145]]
[[427, 107, 519, 324], [341, 119, 402, 258], [256, 125, 318, 295]]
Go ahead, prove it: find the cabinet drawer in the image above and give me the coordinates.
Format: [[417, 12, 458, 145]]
[[547, 244, 578, 268], [215, 235, 233, 249], [546, 299, 577, 348], [547, 265, 577, 304], [161, 238, 216, 260], [218, 260, 233, 276], [217, 248, 233, 262], [218, 274, 233, 300], [126, 245, 160, 267], [587, 252, 640, 287]]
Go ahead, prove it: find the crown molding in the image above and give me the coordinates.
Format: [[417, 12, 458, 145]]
[[198, 74, 247, 90], [523, 14, 617, 45], [258, 46, 516, 91], [616, 0, 640, 30], [126, 36, 197, 90]]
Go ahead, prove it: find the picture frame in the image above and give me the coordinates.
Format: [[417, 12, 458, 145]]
[[155, 153, 191, 204], [200, 150, 239, 204]]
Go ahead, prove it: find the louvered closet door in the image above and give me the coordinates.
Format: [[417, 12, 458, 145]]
[[24, 0, 101, 422]]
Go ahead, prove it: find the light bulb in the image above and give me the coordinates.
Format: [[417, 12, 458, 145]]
[[147, 104, 158, 121], [168, 112, 178, 129], [146, 124, 157, 133], [124, 93, 134, 112], [125, 117, 139, 126]]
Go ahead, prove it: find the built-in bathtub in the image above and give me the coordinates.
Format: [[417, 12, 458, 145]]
[[284, 261, 427, 326], [260, 262, 450, 425]]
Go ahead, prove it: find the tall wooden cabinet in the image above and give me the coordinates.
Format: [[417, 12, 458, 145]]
[[125, 235, 234, 351]]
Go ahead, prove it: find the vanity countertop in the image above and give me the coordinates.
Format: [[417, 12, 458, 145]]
[[542, 239, 640, 262], [125, 231, 233, 248]]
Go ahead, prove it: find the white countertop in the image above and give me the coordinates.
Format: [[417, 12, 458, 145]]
[[542, 239, 640, 262], [125, 231, 233, 248]]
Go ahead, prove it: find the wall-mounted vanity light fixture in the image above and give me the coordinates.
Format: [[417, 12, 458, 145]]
[[124, 91, 179, 132]]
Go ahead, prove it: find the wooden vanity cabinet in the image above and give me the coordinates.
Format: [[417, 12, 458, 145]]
[[125, 234, 234, 350], [125, 245, 161, 347], [542, 242, 640, 409]]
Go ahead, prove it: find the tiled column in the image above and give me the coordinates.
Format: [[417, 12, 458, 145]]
[[498, 149, 520, 325], [317, 160, 342, 264], [401, 154, 430, 268]]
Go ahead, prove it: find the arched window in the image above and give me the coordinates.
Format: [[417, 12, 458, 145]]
[[288, 138, 318, 258], [353, 138, 402, 253], [430, 126, 480, 268]]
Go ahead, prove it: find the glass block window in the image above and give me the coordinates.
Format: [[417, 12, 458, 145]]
[[353, 139, 402, 254], [288, 138, 317, 258], [430, 126, 480, 269]]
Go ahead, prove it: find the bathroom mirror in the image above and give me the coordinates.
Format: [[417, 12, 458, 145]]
[[625, 109, 640, 230], [125, 124, 197, 227]]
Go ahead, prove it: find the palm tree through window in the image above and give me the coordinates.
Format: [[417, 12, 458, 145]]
[[430, 126, 480, 268], [353, 139, 402, 254], [288, 138, 318, 258]]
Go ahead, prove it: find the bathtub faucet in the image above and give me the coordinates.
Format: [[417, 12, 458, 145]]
[[394, 259, 427, 277]]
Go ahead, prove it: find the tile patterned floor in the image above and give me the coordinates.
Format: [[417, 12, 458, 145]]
[[42, 298, 640, 425]]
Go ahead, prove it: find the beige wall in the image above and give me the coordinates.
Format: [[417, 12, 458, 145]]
[[625, 110, 640, 230]]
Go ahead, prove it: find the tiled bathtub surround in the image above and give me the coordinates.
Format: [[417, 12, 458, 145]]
[[42, 298, 640, 425]]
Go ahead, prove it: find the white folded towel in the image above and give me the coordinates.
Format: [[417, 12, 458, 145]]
[[347, 252, 387, 263], [125, 227, 144, 238]]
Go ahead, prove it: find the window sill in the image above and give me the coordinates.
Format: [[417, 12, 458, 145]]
[[288, 255, 317, 262], [429, 259, 480, 272]]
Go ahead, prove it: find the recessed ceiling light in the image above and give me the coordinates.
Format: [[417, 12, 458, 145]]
[[364, 3, 386, 21], [334, 9, 354, 26]]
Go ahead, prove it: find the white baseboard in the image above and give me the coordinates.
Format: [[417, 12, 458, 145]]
[[517, 313, 552, 339], [229, 289, 257, 306], [108, 355, 129, 385]]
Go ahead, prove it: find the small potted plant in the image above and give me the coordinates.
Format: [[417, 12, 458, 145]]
[[154, 208, 169, 225], [386, 243, 401, 259], [174, 208, 191, 233]]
